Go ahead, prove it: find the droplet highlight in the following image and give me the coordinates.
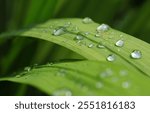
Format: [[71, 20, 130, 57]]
[[88, 43, 94, 48], [106, 54, 115, 62], [115, 40, 124, 47]]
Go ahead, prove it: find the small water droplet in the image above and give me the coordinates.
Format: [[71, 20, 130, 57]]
[[15, 75, 21, 78], [131, 50, 142, 59], [74, 34, 84, 40], [122, 81, 130, 89], [96, 82, 103, 89], [115, 40, 124, 47], [95, 34, 100, 37], [24, 66, 31, 72], [53, 89, 72, 96], [97, 24, 110, 32], [84, 32, 90, 35], [82, 17, 93, 24], [52, 27, 66, 36], [88, 43, 94, 48], [97, 43, 105, 49], [106, 54, 115, 62], [120, 34, 123, 37]]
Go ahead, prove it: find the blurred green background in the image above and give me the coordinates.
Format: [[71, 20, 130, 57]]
[[0, 0, 150, 95]]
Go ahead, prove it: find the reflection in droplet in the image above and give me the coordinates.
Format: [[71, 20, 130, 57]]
[[82, 17, 93, 24], [97, 24, 110, 32], [131, 50, 142, 59], [106, 54, 115, 62]]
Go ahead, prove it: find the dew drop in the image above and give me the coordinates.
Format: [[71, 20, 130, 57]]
[[106, 54, 115, 62], [122, 81, 130, 89], [97, 24, 110, 32], [15, 75, 21, 78], [24, 66, 31, 72], [53, 89, 72, 96], [131, 50, 142, 59], [47, 62, 53, 66], [88, 43, 94, 48], [74, 34, 84, 40], [95, 34, 100, 37], [52, 27, 66, 36], [115, 40, 124, 47], [97, 43, 105, 49], [82, 17, 93, 24], [84, 32, 90, 35], [96, 82, 103, 89]]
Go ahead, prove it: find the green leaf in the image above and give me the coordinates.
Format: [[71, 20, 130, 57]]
[[1, 18, 150, 77], [0, 18, 150, 95], [0, 61, 150, 95]]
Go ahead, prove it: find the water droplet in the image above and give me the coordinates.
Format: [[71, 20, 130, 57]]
[[97, 24, 110, 32], [99, 68, 113, 78], [131, 50, 142, 59], [84, 32, 90, 35], [74, 34, 84, 40], [115, 40, 124, 47], [82, 17, 93, 24], [52, 27, 66, 36], [24, 66, 31, 72], [88, 43, 94, 48], [96, 82, 103, 89], [95, 34, 100, 37], [15, 75, 21, 78], [53, 89, 72, 96], [97, 43, 105, 49], [122, 81, 130, 89], [47, 62, 53, 66], [106, 54, 115, 62], [120, 34, 123, 37]]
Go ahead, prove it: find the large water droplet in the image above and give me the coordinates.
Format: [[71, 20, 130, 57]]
[[52, 27, 66, 36], [82, 17, 93, 24], [106, 54, 115, 62], [53, 89, 72, 96], [131, 50, 142, 59], [115, 40, 124, 47], [96, 82, 103, 89], [88, 43, 94, 48], [122, 81, 130, 89], [97, 24, 110, 32]]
